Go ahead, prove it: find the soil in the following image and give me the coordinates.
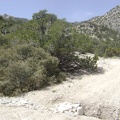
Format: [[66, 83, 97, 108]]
[[0, 57, 120, 120]]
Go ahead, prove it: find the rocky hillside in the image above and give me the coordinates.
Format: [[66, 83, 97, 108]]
[[72, 21, 119, 41], [89, 5, 120, 33], [72, 5, 120, 41]]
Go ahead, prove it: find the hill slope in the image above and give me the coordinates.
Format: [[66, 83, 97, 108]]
[[89, 5, 120, 33], [72, 5, 120, 41], [72, 21, 120, 41]]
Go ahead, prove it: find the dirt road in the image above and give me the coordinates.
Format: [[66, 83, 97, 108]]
[[0, 57, 120, 120]]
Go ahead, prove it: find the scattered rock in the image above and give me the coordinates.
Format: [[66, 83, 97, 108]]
[[0, 97, 40, 110], [49, 102, 83, 116]]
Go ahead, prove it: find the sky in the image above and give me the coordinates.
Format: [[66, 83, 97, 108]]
[[0, 0, 120, 22]]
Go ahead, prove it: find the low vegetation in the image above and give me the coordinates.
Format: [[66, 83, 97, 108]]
[[0, 44, 66, 96], [0, 9, 120, 96]]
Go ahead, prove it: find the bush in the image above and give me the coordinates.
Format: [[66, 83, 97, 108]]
[[79, 55, 98, 71], [0, 44, 66, 96], [104, 47, 120, 57], [0, 36, 9, 47], [58, 53, 98, 72]]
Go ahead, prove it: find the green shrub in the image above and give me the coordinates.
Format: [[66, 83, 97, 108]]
[[0, 44, 66, 96], [104, 47, 120, 57], [79, 55, 98, 71], [0, 36, 9, 47], [0, 81, 16, 96], [57, 53, 98, 72], [15, 44, 33, 60]]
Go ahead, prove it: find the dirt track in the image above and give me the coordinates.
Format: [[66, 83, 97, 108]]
[[0, 57, 120, 120]]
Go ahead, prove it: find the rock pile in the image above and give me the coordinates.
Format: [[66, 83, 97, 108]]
[[50, 102, 84, 116], [0, 97, 84, 116]]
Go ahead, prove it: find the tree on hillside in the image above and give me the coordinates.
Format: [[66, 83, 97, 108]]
[[32, 9, 47, 20], [43, 19, 79, 71], [32, 10, 57, 46]]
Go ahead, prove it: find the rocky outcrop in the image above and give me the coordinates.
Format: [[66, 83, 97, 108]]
[[50, 102, 83, 116], [89, 5, 120, 33], [72, 5, 120, 41]]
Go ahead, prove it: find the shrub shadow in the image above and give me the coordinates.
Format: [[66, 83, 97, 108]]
[[66, 66, 105, 78]]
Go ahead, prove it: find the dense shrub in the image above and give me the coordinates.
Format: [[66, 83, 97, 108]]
[[0, 44, 65, 96], [0, 44, 98, 96], [78, 55, 98, 71], [104, 47, 120, 57], [58, 53, 98, 72], [0, 35, 10, 49], [0, 10, 101, 96]]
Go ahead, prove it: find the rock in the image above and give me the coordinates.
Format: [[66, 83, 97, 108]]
[[0, 97, 40, 111], [77, 107, 83, 115], [72, 103, 80, 108], [50, 102, 83, 116]]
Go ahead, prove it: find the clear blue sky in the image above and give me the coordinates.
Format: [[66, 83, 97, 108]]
[[0, 0, 120, 22]]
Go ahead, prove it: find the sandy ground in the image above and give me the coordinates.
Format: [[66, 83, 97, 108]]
[[0, 57, 120, 120]]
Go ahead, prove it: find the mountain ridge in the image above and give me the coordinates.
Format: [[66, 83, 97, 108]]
[[89, 5, 120, 33], [72, 5, 120, 41]]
